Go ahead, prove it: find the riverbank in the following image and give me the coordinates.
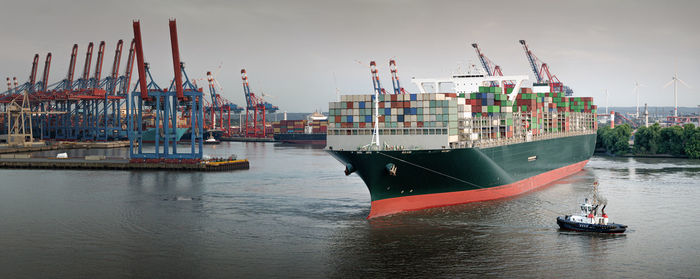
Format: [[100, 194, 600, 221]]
[[594, 150, 689, 159]]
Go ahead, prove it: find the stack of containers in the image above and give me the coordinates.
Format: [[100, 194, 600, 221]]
[[328, 93, 460, 141], [515, 87, 544, 135], [568, 97, 597, 130], [328, 86, 597, 142], [273, 120, 306, 134], [308, 120, 328, 133]]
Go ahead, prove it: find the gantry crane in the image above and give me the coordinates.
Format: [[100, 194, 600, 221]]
[[369, 61, 387, 95], [241, 69, 278, 138], [389, 60, 407, 94], [519, 40, 573, 95], [205, 71, 243, 136], [128, 19, 204, 160], [472, 43, 509, 87]]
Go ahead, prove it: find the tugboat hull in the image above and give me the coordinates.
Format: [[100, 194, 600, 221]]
[[557, 216, 627, 233]]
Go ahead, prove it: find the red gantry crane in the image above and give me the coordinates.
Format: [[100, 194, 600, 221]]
[[241, 69, 278, 138]]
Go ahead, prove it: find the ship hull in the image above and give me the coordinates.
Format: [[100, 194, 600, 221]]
[[327, 133, 596, 218], [274, 133, 327, 145], [141, 127, 188, 143]]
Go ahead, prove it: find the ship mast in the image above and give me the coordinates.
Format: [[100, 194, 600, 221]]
[[369, 61, 381, 149]]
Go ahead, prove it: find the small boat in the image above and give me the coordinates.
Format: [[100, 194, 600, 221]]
[[204, 133, 221, 145], [557, 199, 627, 233]]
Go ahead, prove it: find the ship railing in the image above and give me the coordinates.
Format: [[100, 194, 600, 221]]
[[470, 130, 596, 149]]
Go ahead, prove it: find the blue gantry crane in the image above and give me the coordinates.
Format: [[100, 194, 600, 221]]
[[128, 19, 204, 160], [519, 40, 573, 95]]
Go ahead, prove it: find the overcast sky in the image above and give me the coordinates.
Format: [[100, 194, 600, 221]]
[[1, 0, 698, 112]]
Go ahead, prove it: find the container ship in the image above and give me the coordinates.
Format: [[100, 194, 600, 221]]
[[273, 112, 328, 145], [326, 70, 597, 218]]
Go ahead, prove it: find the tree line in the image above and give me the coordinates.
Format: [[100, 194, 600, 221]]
[[596, 123, 700, 159]]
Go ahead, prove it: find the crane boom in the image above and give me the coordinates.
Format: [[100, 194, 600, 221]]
[[93, 41, 105, 82], [66, 44, 78, 89], [471, 43, 493, 76], [120, 39, 136, 95], [389, 60, 406, 94], [81, 42, 94, 82], [241, 69, 255, 109], [29, 54, 39, 87], [169, 19, 184, 100], [369, 61, 385, 94], [132, 21, 149, 99], [519, 40, 542, 82], [40, 53, 51, 92]]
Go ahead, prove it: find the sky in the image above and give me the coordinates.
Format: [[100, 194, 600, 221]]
[[0, 0, 698, 112]]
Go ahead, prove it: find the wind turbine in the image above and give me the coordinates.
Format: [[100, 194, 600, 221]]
[[664, 72, 691, 117]]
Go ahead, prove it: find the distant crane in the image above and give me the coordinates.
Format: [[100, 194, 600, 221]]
[[519, 40, 573, 95], [241, 69, 278, 138], [206, 71, 243, 136], [369, 61, 386, 95], [472, 43, 511, 87], [389, 60, 407, 94]]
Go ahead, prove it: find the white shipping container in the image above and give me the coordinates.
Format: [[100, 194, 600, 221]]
[[436, 94, 445, 101]]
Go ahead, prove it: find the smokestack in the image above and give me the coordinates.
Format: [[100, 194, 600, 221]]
[[610, 111, 615, 129]]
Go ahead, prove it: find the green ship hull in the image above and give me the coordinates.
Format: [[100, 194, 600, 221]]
[[141, 127, 188, 143], [327, 133, 596, 218]]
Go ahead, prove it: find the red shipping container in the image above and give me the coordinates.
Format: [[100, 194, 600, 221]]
[[391, 95, 398, 101], [405, 122, 411, 127], [379, 116, 385, 122], [417, 122, 423, 127], [347, 102, 353, 109], [335, 116, 341, 123], [379, 102, 385, 108], [359, 122, 366, 128]]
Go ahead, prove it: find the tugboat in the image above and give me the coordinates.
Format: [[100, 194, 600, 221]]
[[204, 132, 221, 145], [557, 199, 627, 233]]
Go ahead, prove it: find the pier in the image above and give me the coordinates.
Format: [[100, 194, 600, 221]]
[[0, 156, 249, 171]]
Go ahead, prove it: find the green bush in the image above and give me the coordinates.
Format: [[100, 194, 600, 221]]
[[627, 123, 700, 158], [634, 123, 661, 154], [596, 124, 631, 155]]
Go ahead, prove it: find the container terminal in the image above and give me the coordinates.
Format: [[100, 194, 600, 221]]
[[0, 19, 253, 171]]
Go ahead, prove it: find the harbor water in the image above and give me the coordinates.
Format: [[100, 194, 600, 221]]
[[1, 143, 699, 278]]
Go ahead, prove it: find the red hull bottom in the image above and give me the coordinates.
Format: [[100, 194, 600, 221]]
[[368, 160, 589, 219]]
